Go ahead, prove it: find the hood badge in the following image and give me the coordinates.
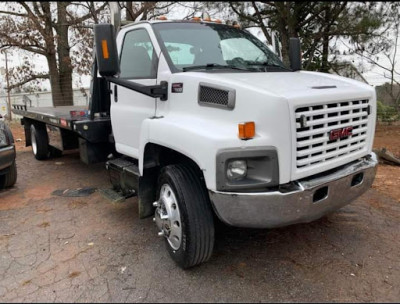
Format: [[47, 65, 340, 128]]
[[329, 126, 353, 141]]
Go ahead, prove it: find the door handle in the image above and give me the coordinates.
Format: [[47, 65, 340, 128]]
[[114, 84, 118, 102]]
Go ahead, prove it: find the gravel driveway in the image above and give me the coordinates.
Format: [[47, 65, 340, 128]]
[[0, 149, 399, 303]]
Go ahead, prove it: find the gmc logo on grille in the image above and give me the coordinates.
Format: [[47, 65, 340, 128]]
[[329, 126, 353, 140]]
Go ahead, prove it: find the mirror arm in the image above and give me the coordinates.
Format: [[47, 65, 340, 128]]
[[105, 77, 168, 101]]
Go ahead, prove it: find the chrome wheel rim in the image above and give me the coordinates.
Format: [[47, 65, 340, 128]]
[[154, 184, 182, 250], [31, 129, 37, 155]]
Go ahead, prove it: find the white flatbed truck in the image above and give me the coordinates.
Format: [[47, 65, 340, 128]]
[[13, 13, 378, 269]]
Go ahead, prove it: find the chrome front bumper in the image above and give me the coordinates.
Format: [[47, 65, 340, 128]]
[[209, 153, 378, 228]]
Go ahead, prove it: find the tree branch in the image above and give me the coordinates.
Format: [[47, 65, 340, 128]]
[[67, 2, 107, 25], [8, 73, 50, 90], [19, 2, 46, 36], [0, 10, 28, 18], [251, 1, 272, 44], [0, 38, 47, 56]]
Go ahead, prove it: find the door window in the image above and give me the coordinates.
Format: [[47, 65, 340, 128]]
[[120, 29, 157, 79], [164, 42, 195, 67]]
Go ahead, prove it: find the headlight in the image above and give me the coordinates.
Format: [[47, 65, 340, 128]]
[[227, 160, 247, 181], [216, 147, 279, 192]]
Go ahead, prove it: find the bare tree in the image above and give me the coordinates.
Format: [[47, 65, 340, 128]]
[[117, 1, 175, 22], [0, 2, 107, 106], [356, 23, 400, 108], [343, 2, 400, 108]]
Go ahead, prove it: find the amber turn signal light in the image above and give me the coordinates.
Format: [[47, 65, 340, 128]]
[[101, 40, 109, 59], [238, 122, 255, 140]]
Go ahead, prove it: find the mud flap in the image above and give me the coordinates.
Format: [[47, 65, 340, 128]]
[[138, 167, 158, 219]]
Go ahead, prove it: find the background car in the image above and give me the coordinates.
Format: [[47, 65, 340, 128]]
[[0, 114, 17, 189]]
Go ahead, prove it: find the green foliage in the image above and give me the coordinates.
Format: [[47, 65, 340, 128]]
[[227, 1, 391, 72], [377, 100, 399, 123]]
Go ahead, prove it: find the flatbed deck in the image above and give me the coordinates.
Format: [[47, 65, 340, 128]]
[[12, 105, 112, 143], [13, 105, 91, 130], [22, 106, 88, 119]]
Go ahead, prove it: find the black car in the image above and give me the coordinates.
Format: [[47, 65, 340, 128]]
[[0, 115, 17, 189]]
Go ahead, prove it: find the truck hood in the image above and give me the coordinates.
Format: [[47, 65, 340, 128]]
[[189, 70, 374, 100]]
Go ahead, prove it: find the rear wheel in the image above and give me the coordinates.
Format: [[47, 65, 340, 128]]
[[154, 164, 215, 269], [30, 124, 49, 160]]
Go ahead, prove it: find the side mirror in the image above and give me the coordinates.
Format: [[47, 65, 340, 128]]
[[94, 24, 120, 77], [289, 37, 302, 71]]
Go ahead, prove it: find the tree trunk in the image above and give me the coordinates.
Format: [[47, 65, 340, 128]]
[[320, 34, 330, 73], [320, 6, 331, 73], [47, 54, 63, 107], [54, 2, 73, 106], [275, 2, 297, 68], [280, 30, 290, 67], [126, 2, 134, 21]]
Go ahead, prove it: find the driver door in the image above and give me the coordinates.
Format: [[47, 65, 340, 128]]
[[111, 27, 158, 158]]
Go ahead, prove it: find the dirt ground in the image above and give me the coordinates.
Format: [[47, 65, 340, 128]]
[[0, 122, 399, 302], [371, 124, 400, 202]]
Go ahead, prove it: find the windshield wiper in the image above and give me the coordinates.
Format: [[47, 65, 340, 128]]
[[182, 63, 252, 72], [247, 62, 292, 71]]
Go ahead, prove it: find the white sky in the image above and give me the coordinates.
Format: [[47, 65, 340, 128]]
[[0, 2, 399, 90]]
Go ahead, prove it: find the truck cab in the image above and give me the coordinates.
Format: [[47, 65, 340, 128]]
[[96, 18, 378, 269]]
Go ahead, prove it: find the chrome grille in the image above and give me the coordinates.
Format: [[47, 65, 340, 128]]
[[295, 99, 369, 169]]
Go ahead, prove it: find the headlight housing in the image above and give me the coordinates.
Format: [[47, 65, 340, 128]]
[[216, 147, 279, 192]]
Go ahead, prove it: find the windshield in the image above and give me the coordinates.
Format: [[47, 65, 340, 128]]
[[152, 22, 288, 73]]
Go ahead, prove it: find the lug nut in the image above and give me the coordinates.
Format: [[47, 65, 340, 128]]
[[153, 217, 156, 222], [158, 231, 164, 236], [153, 201, 159, 207]]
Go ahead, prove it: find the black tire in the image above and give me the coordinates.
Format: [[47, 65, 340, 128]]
[[4, 161, 17, 188], [30, 124, 49, 160], [156, 164, 215, 269], [0, 161, 17, 189], [49, 146, 63, 158]]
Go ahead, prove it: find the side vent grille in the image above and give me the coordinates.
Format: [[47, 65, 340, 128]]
[[198, 82, 235, 110]]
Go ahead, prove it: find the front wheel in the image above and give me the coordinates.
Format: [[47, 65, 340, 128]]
[[154, 164, 215, 269]]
